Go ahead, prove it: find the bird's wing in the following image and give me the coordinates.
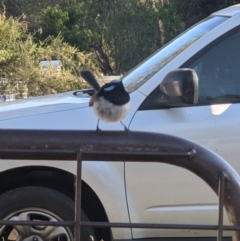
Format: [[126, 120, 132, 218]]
[[80, 71, 101, 91], [89, 93, 98, 106]]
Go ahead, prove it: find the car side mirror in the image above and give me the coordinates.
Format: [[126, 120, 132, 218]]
[[159, 68, 198, 106]]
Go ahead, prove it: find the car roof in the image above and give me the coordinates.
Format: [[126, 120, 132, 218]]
[[212, 4, 240, 17]]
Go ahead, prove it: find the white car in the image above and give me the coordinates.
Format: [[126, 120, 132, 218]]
[[0, 4, 240, 241]]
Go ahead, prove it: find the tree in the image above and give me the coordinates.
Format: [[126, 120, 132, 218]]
[[156, 0, 184, 45], [39, 0, 183, 74], [101, 0, 161, 73], [39, 0, 113, 74], [4, 0, 185, 76], [174, 0, 240, 29], [40, 7, 69, 37], [0, 12, 100, 98], [3, 0, 59, 30]]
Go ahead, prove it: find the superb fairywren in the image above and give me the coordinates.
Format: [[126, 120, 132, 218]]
[[80, 70, 130, 131]]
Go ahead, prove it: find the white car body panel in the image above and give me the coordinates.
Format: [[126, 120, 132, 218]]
[[0, 5, 240, 240], [0, 106, 96, 130], [215, 103, 240, 174], [128, 106, 218, 238], [0, 91, 89, 114], [125, 11, 240, 239]]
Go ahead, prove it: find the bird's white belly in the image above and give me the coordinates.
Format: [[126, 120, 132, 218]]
[[93, 97, 130, 123]]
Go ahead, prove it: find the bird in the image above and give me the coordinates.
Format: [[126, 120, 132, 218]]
[[80, 70, 130, 132]]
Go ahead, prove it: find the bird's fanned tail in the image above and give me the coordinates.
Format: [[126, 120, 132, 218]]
[[80, 70, 101, 91]]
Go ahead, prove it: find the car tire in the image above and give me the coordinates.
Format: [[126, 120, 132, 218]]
[[0, 186, 95, 241]]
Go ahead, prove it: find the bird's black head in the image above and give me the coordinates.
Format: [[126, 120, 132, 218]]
[[98, 80, 130, 105]]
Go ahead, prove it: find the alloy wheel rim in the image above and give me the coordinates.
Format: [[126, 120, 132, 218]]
[[0, 209, 73, 241]]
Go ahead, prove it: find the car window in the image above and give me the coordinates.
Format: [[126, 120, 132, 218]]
[[188, 30, 240, 105], [122, 16, 228, 93]]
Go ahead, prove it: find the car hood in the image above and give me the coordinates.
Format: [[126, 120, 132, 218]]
[[0, 91, 90, 121]]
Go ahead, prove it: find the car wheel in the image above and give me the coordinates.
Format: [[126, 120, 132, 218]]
[[0, 186, 95, 241]]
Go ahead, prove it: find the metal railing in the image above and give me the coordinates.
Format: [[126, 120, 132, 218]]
[[0, 129, 240, 241]]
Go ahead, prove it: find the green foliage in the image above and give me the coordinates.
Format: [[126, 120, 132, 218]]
[[39, 1, 99, 52], [156, 1, 184, 45], [38, 0, 183, 74], [40, 7, 69, 36], [101, 0, 161, 73], [3, 0, 60, 30], [4, 0, 240, 79], [5, 0, 184, 76], [174, 0, 240, 28], [0, 12, 100, 97]]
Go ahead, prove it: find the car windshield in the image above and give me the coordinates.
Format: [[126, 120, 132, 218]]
[[122, 16, 228, 93]]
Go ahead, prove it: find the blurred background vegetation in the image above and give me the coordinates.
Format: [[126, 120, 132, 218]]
[[0, 0, 240, 97]]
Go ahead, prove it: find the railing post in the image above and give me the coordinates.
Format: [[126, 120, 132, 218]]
[[74, 150, 82, 241], [217, 172, 228, 241]]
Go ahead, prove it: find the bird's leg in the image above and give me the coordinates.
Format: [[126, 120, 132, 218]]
[[96, 119, 101, 133], [120, 121, 129, 133]]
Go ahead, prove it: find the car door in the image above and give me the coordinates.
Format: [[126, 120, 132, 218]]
[[127, 106, 218, 239], [187, 28, 240, 175], [126, 28, 240, 239], [185, 27, 240, 176]]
